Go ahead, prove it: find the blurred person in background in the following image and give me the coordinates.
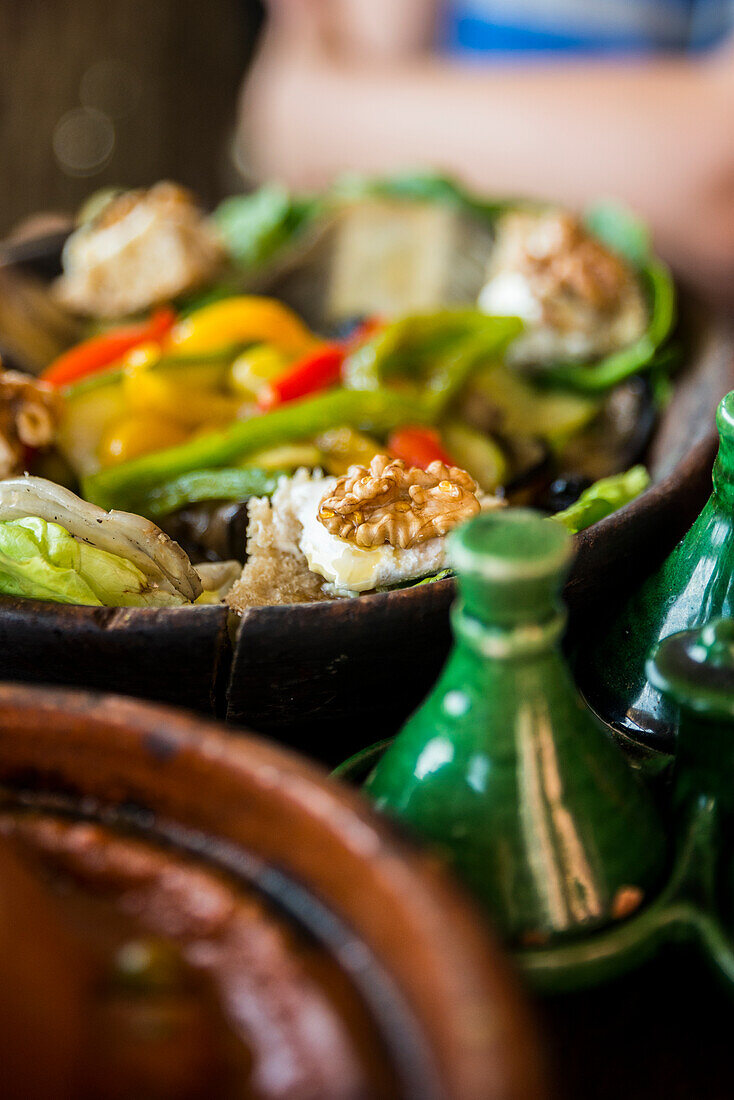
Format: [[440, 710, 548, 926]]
[[239, 0, 734, 300]]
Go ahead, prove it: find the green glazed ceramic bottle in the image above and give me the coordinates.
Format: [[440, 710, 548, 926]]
[[647, 619, 734, 933], [648, 618, 734, 815], [581, 390, 734, 752], [366, 510, 666, 945]]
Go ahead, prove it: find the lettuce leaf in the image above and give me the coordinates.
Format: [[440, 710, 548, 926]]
[[0, 517, 187, 607], [584, 202, 652, 266]]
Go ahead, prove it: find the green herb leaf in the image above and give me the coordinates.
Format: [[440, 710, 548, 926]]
[[584, 202, 652, 266], [213, 185, 319, 270]]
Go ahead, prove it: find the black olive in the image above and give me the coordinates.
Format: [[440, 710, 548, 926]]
[[540, 475, 594, 514]]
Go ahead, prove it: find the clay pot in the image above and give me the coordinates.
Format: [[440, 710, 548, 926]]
[[0, 682, 545, 1100]]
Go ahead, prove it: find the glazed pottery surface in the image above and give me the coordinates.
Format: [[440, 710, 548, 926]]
[[580, 390, 734, 752], [650, 617, 734, 815], [366, 511, 666, 946], [346, 614, 734, 995]]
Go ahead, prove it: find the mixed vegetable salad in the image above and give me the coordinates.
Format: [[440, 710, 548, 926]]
[[0, 175, 678, 609]]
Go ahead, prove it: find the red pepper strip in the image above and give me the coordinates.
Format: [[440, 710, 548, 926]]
[[42, 307, 177, 388], [345, 316, 384, 349], [388, 426, 455, 470], [258, 344, 346, 410]]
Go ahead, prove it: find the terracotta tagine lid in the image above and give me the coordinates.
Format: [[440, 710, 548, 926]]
[[0, 683, 545, 1100]]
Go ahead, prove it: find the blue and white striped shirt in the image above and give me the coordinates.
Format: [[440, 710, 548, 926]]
[[443, 0, 734, 56]]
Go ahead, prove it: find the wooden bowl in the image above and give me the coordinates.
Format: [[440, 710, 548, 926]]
[[0, 682, 545, 1100], [1, 246, 733, 759]]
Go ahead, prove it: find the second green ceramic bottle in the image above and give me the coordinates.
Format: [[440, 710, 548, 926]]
[[581, 390, 734, 750]]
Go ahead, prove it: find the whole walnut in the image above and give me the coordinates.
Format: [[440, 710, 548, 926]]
[[318, 454, 483, 550]]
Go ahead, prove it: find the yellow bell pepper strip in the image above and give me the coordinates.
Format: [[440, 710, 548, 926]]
[[247, 443, 322, 470], [42, 307, 176, 388], [133, 467, 288, 519], [230, 345, 290, 398], [98, 416, 189, 467], [315, 427, 383, 475], [83, 388, 435, 512], [61, 346, 250, 401], [166, 296, 317, 357], [122, 368, 245, 430]]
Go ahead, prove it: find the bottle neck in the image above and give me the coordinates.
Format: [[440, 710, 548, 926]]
[[712, 437, 734, 511], [451, 601, 567, 661]]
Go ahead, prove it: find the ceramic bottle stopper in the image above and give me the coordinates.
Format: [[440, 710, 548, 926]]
[[366, 509, 666, 946], [580, 389, 734, 752]]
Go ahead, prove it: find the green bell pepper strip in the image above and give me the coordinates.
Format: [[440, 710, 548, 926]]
[[542, 260, 676, 393], [423, 328, 524, 413], [342, 312, 523, 412], [549, 465, 650, 534], [82, 388, 436, 512], [134, 467, 289, 519]]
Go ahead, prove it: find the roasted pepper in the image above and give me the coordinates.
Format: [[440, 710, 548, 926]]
[[387, 426, 455, 469], [342, 311, 523, 413], [230, 345, 289, 398], [544, 260, 676, 393], [166, 296, 317, 357], [258, 344, 345, 410], [42, 307, 176, 387], [440, 422, 508, 493], [122, 368, 245, 431], [135, 466, 287, 519], [257, 318, 383, 410], [83, 388, 436, 512], [315, 427, 383, 475], [247, 443, 322, 469], [98, 416, 189, 467], [549, 465, 650, 533]]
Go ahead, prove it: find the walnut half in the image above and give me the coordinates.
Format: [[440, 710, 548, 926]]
[[518, 211, 633, 315], [318, 455, 482, 550], [0, 368, 62, 479]]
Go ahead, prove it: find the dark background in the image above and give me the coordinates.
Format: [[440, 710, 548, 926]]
[[0, 0, 264, 234]]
